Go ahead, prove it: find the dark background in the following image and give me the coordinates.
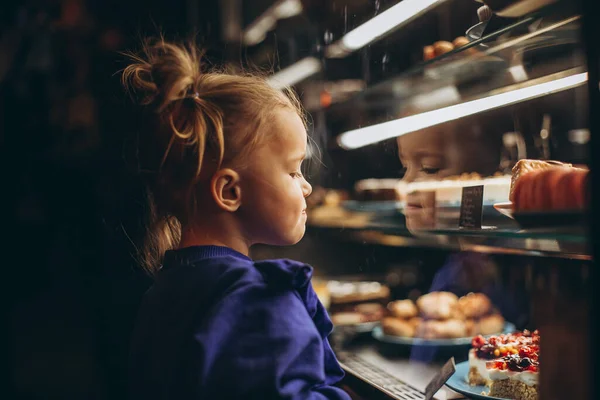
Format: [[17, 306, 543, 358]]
[[3, 1, 224, 398]]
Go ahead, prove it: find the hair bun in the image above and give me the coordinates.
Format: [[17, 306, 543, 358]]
[[122, 38, 202, 111]]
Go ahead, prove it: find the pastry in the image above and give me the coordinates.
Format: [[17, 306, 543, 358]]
[[307, 187, 348, 208], [416, 291, 459, 320], [477, 313, 506, 335], [327, 281, 390, 305], [381, 292, 506, 339], [468, 329, 539, 390], [323, 190, 346, 207], [382, 317, 416, 338], [328, 281, 389, 327], [512, 166, 588, 211], [465, 318, 477, 336], [416, 319, 467, 339], [487, 358, 539, 400], [458, 292, 492, 319], [452, 36, 470, 48], [353, 179, 405, 202], [354, 302, 385, 322], [407, 174, 511, 207], [423, 45, 435, 61], [487, 345, 539, 400], [433, 41, 454, 57], [388, 299, 418, 319], [509, 159, 572, 202], [331, 312, 363, 326], [408, 316, 423, 329]]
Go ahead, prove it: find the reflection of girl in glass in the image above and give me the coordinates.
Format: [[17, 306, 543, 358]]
[[397, 117, 502, 230], [396, 115, 528, 362]]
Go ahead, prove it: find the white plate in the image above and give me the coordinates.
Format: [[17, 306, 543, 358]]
[[493, 202, 514, 219]]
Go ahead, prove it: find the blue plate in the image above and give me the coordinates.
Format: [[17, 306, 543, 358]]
[[446, 361, 509, 399], [342, 200, 404, 214], [332, 321, 379, 334], [372, 322, 516, 348]]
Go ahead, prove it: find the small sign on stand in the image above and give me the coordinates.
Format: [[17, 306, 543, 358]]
[[459, 185, 484, 229], [424, 357, 456, 400]]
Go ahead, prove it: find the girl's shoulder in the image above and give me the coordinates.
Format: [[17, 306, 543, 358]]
[[252, 258, 314, 291]]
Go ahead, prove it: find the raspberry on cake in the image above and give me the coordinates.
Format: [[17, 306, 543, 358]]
[[468, 330, 539, 387]]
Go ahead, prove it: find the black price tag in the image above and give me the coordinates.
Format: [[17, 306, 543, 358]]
[[424, 357, 456, 400], [459, 185, 484, 229]]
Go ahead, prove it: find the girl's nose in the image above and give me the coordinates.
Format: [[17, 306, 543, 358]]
[[302, 178, 313, 198]]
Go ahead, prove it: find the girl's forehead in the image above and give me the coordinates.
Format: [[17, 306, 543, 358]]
[[398, 130, 446, 155], [269, 110, 307, 148]]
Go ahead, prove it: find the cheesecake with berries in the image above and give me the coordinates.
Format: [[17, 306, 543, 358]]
[[468, 330, 539, 387], [486, 351, 539, 400]]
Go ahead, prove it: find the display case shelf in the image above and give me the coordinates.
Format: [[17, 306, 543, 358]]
[[327, 12, 585, 143], [308, 209, 589, 260]]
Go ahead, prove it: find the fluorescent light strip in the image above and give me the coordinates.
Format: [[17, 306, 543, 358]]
[[326, 0, 443, 57], [267, 57, 321, 89], [243, 0, 303, 46], [338, 72, 588, 150]]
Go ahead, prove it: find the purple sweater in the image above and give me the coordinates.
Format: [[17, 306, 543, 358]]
[[128, 245, 349, 399]]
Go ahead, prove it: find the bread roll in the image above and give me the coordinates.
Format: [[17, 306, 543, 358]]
[[458, 292, 492, 319], [416, 319, 467, 339], [382, 317, 415, 337], [354, 302, 385, 322], [433, 41, 454, 57], [417, 291, 459, 320], [477, 313, 505, 335], [423, 45, 435, 61], [331, 312, 363, 326], [465, 318, 477, 336], [452, 36, 470, 48], [388, 299, 418, 319]]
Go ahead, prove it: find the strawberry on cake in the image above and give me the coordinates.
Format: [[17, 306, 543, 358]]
[[468, 329, 539, 387]]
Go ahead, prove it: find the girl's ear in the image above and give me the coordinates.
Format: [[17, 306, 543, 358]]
[[211, 168, 242, 212]]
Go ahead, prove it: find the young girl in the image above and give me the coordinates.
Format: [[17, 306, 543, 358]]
[[123, 39, 351, 399]]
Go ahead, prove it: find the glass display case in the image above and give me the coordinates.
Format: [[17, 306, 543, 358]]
[[247, 0, 598, 398]]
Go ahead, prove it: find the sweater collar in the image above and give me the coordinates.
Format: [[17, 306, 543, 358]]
[[162, 245, 251, 269]]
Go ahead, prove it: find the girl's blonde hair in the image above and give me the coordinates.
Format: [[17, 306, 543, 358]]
[[121, 38, 304, 275]]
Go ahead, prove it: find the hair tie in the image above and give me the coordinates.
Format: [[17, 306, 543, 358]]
[[191, 92, 200, 99]]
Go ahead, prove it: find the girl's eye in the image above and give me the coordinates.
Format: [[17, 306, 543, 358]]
[[420, 166, 441, 175], [290, 172, 303, 178]]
